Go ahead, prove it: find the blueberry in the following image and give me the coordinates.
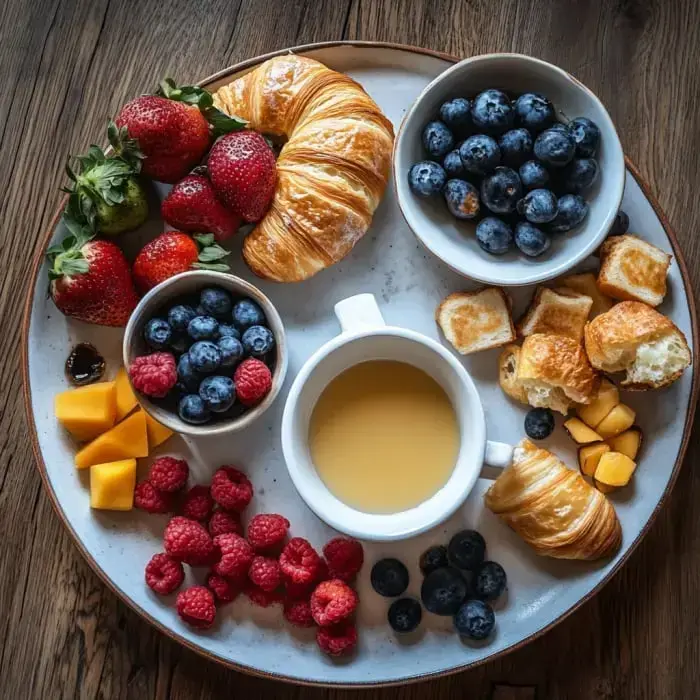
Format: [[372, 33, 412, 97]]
[[177, 353, 201, 393], [513, 92, 555, 132], [422, 120, 454, 159], [370, 558, 409, 597], [459, 134, 501, 176], [421, 567, 469, 615], [480, 167, 522, 214], [524, 407, 555, 440], [388, 597, 422, 634], [218, 335, 244, 369], [498, 128, 533, 167], [610, 209, 630, 235], [188, 340, 222, 373], [548, 122, 570, 135], [548, 194, 588, 232], [534, 128, 575, 168], [448, 530, 486, 571], [419, 545, 449, 576], [514, 221, 551, 257], [439, 97, 472, 134], [518, 160, 550, 190], [143, 318, 172, 350], [475, 217, 513, 255], [199, 375, 236, 413], [241, 325, 275, 357], [568, 116, 600, 157], [442, 150, 466, 178], [444, 179, 480, 220], [408, 161, 447, 197], [471, 89, 514, 135], [167, 304, 196, 333], [516, 188, 558, 224], [562, 158, 599, 193], [199, 287, 232, 318], [232, 299, 266, 331], [217, 323, 241, 340], [169, 334, 190, 355], [178, 394, 211, 424], [187, 315, 219, 341], [453, 600, 495, 640], [474, 561, 507, 601]]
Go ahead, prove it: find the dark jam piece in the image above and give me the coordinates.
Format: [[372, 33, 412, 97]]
[[65, 343, 105, 385]]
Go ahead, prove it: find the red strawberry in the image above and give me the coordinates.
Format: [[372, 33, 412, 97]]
[[207, 131, 276, 222], [48, 231, 138, 327], [162, 174, 241, 242], [132, 231, 229, 294]]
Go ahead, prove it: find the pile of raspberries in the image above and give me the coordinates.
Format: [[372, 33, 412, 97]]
[[139, 456, 364, 657]]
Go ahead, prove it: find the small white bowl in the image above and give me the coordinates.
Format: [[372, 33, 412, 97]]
[[123, 270, 288, 438], [394, 53, 625, 286]]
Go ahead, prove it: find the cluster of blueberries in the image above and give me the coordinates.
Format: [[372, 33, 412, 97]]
[[143, 286, 275, 425], [408, 89, 602, 258], [370, 530, 506, 640]]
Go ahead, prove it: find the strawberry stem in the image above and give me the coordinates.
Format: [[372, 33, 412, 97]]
[[192, 233, 230, 272]]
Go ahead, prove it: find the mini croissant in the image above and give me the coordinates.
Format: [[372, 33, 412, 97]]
[[485, 439, 621, 560]]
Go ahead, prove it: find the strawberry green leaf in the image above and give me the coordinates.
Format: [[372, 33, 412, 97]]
[[193, 233, 215, 247], [197, 245, 230, 263], [205, 106, 247, 137], [107, 120, 144, 172], [191, 261, 230, 272]]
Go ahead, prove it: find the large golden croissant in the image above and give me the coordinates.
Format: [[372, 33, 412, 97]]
[[485, 439, 621, 560], [213, 55, 395, 282]]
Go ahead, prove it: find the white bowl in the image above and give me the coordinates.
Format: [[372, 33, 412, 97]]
[[394, 53, 625, 286]]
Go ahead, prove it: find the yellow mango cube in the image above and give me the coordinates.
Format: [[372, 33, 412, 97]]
[[115, 368, 139, 422], [90, 459, 137, 510], [55, 381, 117, 442], [144, 411, 174, 449], [75, 410, 149, 469]]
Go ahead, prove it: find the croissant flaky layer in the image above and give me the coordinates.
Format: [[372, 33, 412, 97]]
[[485, 439, 622, 561], [213, 55, 395, 282]]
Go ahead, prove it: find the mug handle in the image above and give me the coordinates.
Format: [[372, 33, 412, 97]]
[[485, 441, 514, 470], [335, 293, 386, 333]]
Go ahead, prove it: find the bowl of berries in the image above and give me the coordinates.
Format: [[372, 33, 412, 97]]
[[394, 53, 625, 285], [123, 270, 287, 436]]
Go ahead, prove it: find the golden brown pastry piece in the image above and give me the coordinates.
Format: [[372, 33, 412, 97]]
[[485, 439, 622, 560], [517, 286, 592, 341], [213, 55, 395, 282], [584, 301, 691, 390]]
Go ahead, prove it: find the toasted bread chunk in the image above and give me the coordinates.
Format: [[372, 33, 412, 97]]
[[517, 287, 593, 341], [437, 288, 515, 355], [558, 272, 614, 318], [597, 235, 671, 307]]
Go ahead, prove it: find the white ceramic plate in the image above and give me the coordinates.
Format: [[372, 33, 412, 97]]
[[22, 42, 699, 687]]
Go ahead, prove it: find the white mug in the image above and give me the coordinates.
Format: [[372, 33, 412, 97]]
[[281, 293, 513, 541]]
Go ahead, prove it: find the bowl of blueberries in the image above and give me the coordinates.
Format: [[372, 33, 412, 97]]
[[123, 270, 288, 437], [394, 53, 625, 285]]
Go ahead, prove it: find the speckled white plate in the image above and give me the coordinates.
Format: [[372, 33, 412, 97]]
[[22, 42, 699, 687]]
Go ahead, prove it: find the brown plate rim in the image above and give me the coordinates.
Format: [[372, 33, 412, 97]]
[[20, 40, 700, 689]]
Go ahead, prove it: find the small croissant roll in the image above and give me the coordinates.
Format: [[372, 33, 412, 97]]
[[485, 439, 621, 561]]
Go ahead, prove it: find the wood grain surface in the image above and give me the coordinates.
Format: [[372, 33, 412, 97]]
[[3, 0, 700, 698]]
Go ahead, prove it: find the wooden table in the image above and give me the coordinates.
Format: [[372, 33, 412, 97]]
[[3, 0, 699, 697]]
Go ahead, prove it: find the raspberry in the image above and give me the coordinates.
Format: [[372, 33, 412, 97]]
[[149, 456, 188, 493], [181, 485, 214, 521], [134, 480, 172, 514], [128, 352, 177, 398], [163, 516, 217, 566], [234, 358, 272, 406], [213, 533, 254, 578], [248, 556, 281, 592], [145, 553, 184, 595], [310, 579, 358, 627], [245, 585, 283, 608], [206, 572, 240, 603], [247, 514, 289, 551], [323, 537, 364, 582], [280, 537, 322, 587], [176, 585, 216, 629], [210, 466, 253, 512], [283, 598, 315, 628], [316, 622, 358, 656], [208, 510, 243, 537]]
